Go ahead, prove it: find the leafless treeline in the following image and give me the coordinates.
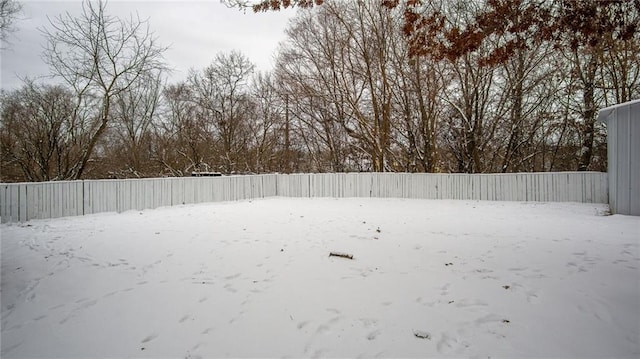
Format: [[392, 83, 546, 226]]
[[1, 0, 639, 182]]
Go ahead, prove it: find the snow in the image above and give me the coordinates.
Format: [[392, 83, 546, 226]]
[[1, 198, 639, 358]]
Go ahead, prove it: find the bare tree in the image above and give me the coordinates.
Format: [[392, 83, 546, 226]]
[[388, 23, 447, 173], [41, 0, 166, 179], [597, 4, 640, 105], [156, 82, 211, 176], [107, 70, 164, 177], [277, 1, 403, 172], [275, 5, 353, 172], [551, 1, 639, 171], [188, 51, 255, 174], [248, 71, 287, 173], [0, 81, 85, 181], [0, 0, 21, 47]]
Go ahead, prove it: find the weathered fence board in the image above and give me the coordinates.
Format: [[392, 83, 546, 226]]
[[0, 172, 607, 223]]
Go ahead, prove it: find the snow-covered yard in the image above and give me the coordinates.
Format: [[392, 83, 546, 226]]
[[1, 198, 639, 358]]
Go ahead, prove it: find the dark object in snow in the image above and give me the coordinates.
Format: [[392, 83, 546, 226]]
[[448, 300, 454, 304], [445, 262, 453, 266], [141, 347, 145, 351], [376, 227, 381, 233], [280, 248, 284, 252], [413, 330, 431, 339], [502, 319, 510, 323], [503, 285, 511, 290], [329, 252, 354, 260]]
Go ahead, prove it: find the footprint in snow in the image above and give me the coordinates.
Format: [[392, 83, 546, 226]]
[[141, 333, 158, 343], [326, 308, 341, 315], [367, 329, 381, 340], [225, 273, 241, 280]]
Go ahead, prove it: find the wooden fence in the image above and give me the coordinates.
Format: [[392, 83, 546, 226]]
[[1, 172, 608, 223]]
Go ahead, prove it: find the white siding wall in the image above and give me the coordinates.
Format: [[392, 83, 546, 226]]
[[0, 172, 607, 223], [598, 99, 640, 215]]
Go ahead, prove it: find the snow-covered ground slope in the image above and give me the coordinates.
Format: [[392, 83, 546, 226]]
[[1, 198, 639, 358]]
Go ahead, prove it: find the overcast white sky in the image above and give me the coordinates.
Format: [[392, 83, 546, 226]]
[[0, 0, 297, 90]]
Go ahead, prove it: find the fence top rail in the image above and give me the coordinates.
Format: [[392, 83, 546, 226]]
[[1, 171, 607, 186], [0, 180, 84, 186], [0, 174, 283, 186]]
